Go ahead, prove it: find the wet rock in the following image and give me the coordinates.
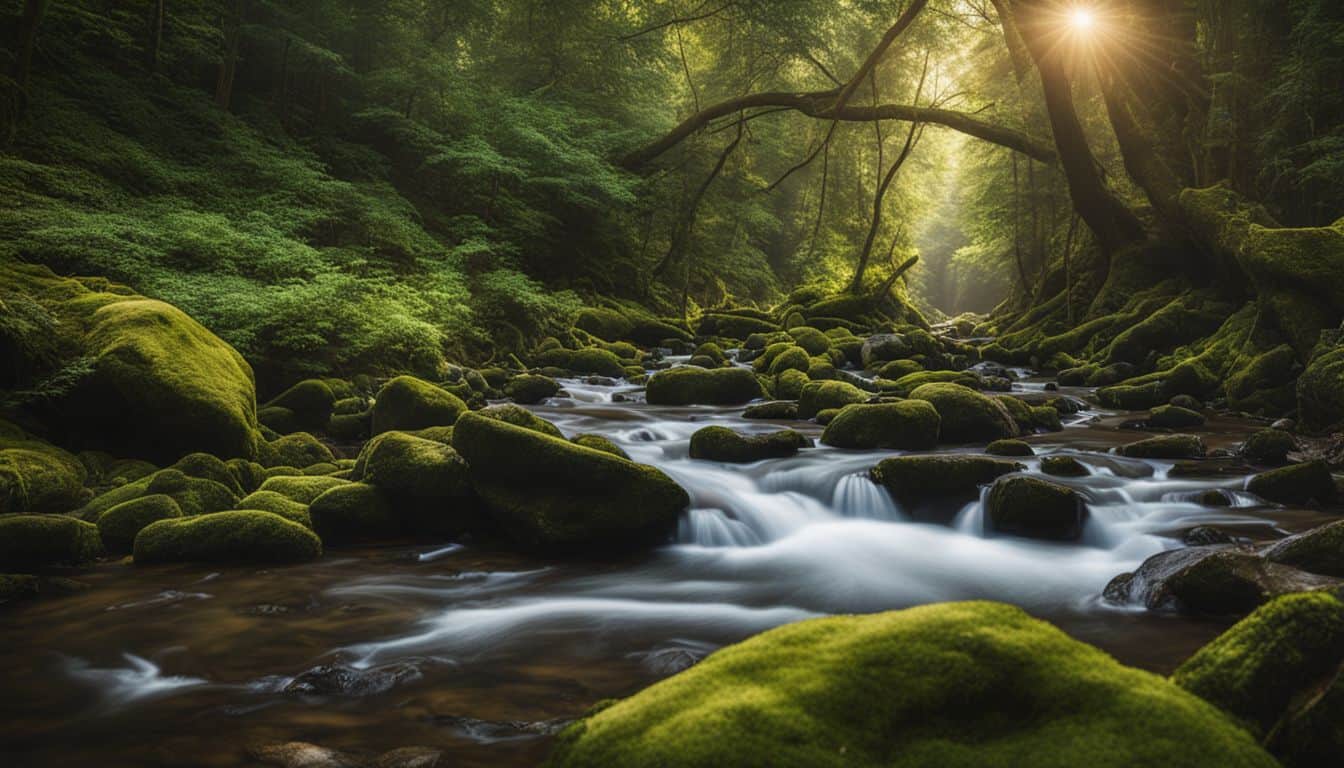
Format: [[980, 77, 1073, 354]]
[[1270, 418, 1296, 432], [908, 382, 1019, 443], [797, 380, 868, 420], [250, 741, 360, 768], [1247, 460, 1336, 505], [571, 434, 629, 459], [645, 367, 764, 406], [375, 747, 443, 768], [265, 380, 337, 433], [1040, 455, 1088, 477], [689, 426, 811, 463], [0, 515, 104, 570], [1147, 405, 1206, 429], [986, 476, 1087, 541], [434, 715, 570, 743], [1263, 520, 1344, 577], [1194, 490, 1232, 507], [985, 439, 1034, 457], [1117, 434, 1207, 459], [1240, 428, 1296, 464], [133, 510, 322, 565], [860, 333, 910, 367], [1104, 547, 1340, 616], [96, 494, 183, 553], [504, 374, 560, 405], [1183, 526, 1235, 546], [309, 483, 399, 545], [1168, 394, 1202, 411], [870, 455, 1023, 505], [284, 662, 422, 697], [819, 402, 940, 450], [742, 401, 798, 420]]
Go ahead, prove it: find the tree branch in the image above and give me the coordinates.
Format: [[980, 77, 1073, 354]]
[[831, 0, 930, 113]]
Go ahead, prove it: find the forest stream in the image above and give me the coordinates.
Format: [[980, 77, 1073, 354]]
[[2, 369, 1334, 768]]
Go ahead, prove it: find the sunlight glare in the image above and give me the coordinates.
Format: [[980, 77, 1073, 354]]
[[1070, 8, 1096, 33]]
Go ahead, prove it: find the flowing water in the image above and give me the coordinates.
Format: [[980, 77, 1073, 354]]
[[1, 375, 1338, 767]]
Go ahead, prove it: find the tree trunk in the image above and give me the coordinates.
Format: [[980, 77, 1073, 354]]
[[14, 0, 49, 93], [214, 0, 244, 111], [650, 118, 745, 283], [146, 0, 165, 73]]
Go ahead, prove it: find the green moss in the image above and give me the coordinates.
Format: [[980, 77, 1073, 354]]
[[1246, 460, 1336, 505], [696, 313, 778, 339], [452, 412, 688, 554], [690, 426, 810, 463], [309, 483, 398, 545], [505, 373, 560, 405], [257, 406, 299, 434], [751, 342, 796, 373], [1297, 343, 1344, 434], [171, 453, 244, 496], [743, 401, 799, 420], [1097, 381, 1168, 410], [986, 439, 1034, 457], [1118, 434, 1207, 459], [908, 383, 1018, 443], [1041, 455, 1089, 477], [1058, 365, 1099, 386], [0, 514, 104, 570], [797, 380, 868, 420], [97, 494, 182, 553], [1264, 520, 1344, 577], [1226, 344, 1299, 415], [819, 402, 940, 450], [767, 346, 811, 375], [547, 602, 1275, 768], [787, 327, 830, 356], [264, 379, 335, 432], [572, 434, 629, 459], [646, 367, 764, 406], [1149, 405, 1207, 429], [870, 455, 1023, 504], [877, 359, 923, 380], [256, 474, 350, 505], [260, 431, 336, 469], [225, 458, 268, 495], [773, 369, 809, 400], [134, 510, 321, 564], [0, 442, 88, 514], [986, 476, 1086, 541], [77, 467, 237, 520], [890, 370, 980, 395], [234, 490, 312, 527], [1103, 297, 1227, 366], [692, 342, 727, 365], [328, 410, 372, 442], [566, 347, 627, 378], [1242, 428, 1296, 464], [472, 404, 565, 438], [1173, 592, 1344, 766], [370, 375, 467, 435]]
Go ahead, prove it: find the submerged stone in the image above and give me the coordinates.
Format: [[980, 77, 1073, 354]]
[[986, 476, 1086, 541]]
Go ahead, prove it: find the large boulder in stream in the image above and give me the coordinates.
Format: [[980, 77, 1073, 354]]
[[1174, 592, 1344, 767], [819, 402, 940, 450], [545, 602, 1278, 768], [689, 426, 810, 463], [986, 476, 1087, 541], [908, 383, 1018, 443], [645, 367, 764, 406], [0, 514, 104, 570], [452, 411, 689, 554], [349, 431, 477, 536], [1263, 520, 1344, 577], [869, 455, 1023, 505], [1246, 460, 1337, 505], [797, 380, 869, 420], [370, 376, 468, 435], [133, 510, 322, 564], [1103, 547, 1341, 616], [1117, 434, 1207, 459]]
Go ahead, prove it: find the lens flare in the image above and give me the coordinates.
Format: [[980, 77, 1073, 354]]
[[1071, 8, 1096, 32]]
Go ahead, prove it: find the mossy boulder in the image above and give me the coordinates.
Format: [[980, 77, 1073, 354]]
[[908, 383, 1018, 443], [97, 494, 183, 553], [567, 348, 626, 378], [350, 431, 475, 534], [260, 432, 336, 469], [645, 367, 764, 406], [226, 458, 268, 495], [692, 342, 727, 365], [370, 376, 467, 435], [0, 442, 88, 514], [308, 483, 398, 545], [986, 439, 1034, 457], [1241, 428, 1296, 465], [452, 412, 688, 554], [1174, 592, 1344, 767], [472, 403, 565, 438], [1097, 381, 1169, 410], [546, 602, 1276, 768], [859, 333, 911, 367], [505, 374, 560, 405], [767, 345, 811, 375], [234, 490, 311, 527], [133, 510, 321, 564], [1118, 434, 1207, 459], [1297, 343, 1344, 434], [773, 369, 809, 400], [986, 476, 1087, 541], [743, 401, 799, 420], [1041, 455, 1089, 477], [172, 452, 244, 496], [1247, 461, 1337, 505], [696, 313, 778, 339], [77, 468, 238, 520], [571, 434, 628, 459], [797, 380, 868, 420], [1149, 405, 1206, 429], [264, 379, 335, 432], [787, 327, 830, 356], [870, 455, 1023, 505], [891, 370, 981, 394], [0, 515, 104, 570], [256, 474, 350, 505], [689, 427, 810, 463], [877, 359, 924, 380], [1263, 520, 1344, 577], [819, 402, 940, 451], [1104, 548, 1339, 616]]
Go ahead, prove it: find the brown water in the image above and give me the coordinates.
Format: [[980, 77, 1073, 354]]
[[1, 378, 1338, 767]]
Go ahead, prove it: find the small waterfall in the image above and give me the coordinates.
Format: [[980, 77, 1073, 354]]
[[832, 472, 903, 521]]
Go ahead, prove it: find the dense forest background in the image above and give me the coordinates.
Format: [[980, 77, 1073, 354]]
[[2, 0, 1343, 396]]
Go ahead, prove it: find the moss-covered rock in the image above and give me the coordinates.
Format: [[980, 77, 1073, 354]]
[[908, 383, 1018, 443], [1297, 343, 1344, 434], [819, 402, 940, 450], [1263, 520, 1344, 577], [693, 342, 727, 365], [1241, 428, 1296, 465], [256, 474, 350, 505], [890, 370, 980, 395], [877, 359, 923, 380], [1149, 405, 1206, 429], [743, 401, 799, 420], [234, 490, 311, 527], [1118, 434, 1207, 459], [77, 467, 238, 520], [172, 452, 244, 496], [1173, 592, 1344, 767], [567, 348, 626, 378], [0, 574, 40, 603], [0, 441, 88, 514], [767, 345, 811, 375], [471, 403, 565, 438], [370, 376, 467, 435], [0, 514, 104, 570], [226, 458, 268, 495], [859, 333, 911, 367], [772, 369, 809, 400], [327, 410, 372, 442], [1097, 381, 1169, 410], [97, 494, 183, 553], [505, 374, 560, 405], [1247, 460, 1337, 505], [571, 434, 629, 459], [696, 313, 778, 339], [788, 327, 830, 356], [1041, 455, 1089, 477], [133, 510, 321, 564], [870, 455, 1023, 505], [264, 379, 336, 432], [350, 431, 474, 534], [645, 367, 764, 406], [689, 426, 810, 463], [452, 412, 688, 554], [986, 439, 1034, 457], [260, 431, 336, 469], [986, 476, 1086, 541], [308, 483, 398, 545], [797, 380, 868, 420], [1105, 547, 1339, 616], [546, 602, 1276, 768]]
